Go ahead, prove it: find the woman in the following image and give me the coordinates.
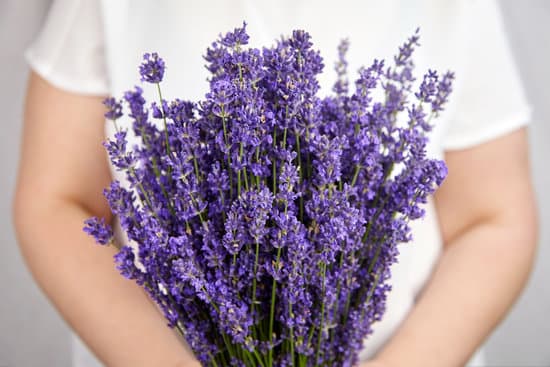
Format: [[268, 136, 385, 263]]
[[13, 0, 537, 366]]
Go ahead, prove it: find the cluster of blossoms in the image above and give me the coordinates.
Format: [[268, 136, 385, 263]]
[[84, 24, 453, 367]]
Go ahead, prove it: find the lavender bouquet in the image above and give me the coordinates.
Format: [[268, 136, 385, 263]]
[[85, 24, 453, 367]]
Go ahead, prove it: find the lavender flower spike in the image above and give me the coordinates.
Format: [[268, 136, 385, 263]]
[[83, 217, 113, 245], [139, 52, 166, 83], [103, 97, 123, 120]]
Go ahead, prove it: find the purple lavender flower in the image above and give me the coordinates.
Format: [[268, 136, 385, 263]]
[[139, 52, 166, 83], [333, 39, 349, 96], [103, 97, 123, 120], [220, 22, 250, 48], [83, 217, 113, 245], [416, 69, 439, 103], [432, 71, 455, 113], [394, 28, 420, 68], [114, 245, 142, 279], [103, 130, 135, 170]]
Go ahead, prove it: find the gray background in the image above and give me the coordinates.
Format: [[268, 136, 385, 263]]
[[1, 1, 548, 366]]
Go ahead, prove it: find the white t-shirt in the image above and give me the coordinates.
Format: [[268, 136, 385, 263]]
[[26, 1, 531, 366]]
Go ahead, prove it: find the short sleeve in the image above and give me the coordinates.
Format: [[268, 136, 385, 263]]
[[25, 0, 109, 95], [442, 0, 531, 151]]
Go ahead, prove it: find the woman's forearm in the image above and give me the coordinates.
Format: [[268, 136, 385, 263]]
[[14, 197, 200, 367], [369, 216, 536, 367]]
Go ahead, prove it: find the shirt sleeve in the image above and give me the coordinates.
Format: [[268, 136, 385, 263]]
[[442, 0, 531, 151], [25, 0, 109, 95]]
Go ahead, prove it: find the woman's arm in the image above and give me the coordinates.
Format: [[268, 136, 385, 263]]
[[364, 128, 538, 367], [13, 72, 201, 367]]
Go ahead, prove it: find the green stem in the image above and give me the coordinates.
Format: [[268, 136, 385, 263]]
[[289, 303, 295, 366], [251, 349, 267, 367], [208, 352, 219, 367], [298, 344, 307, 367], [251, 241, 260, 334], [221, 333, 237, 360], [295, 130, 304, 222], [189, 194, 207, 228], [232, 253, 238, 287], [219, 185, 226, 222], [218, 350, 228, 366], [361, 195, 390, 243], [268, 246, 282, 367], [272, 126, 277, 194], [156, 83, 171, 156], [237, 169, 241, 197], [129, 167, 157, 219], [351, 164, 361, 187], [255, 146, 261, 188], [193, 155, 202, 183], [315, 262, 327, 366], [113, 120, 120, 133], [330, 251, 345, 345], [242, 350, 256, 367], [367, 235, 386, 274], [221, 106, 233, 199], [238, 142, 247, 195], [237, 59, 244, 88], [359, 271, 381, 326], [305, 127, 312, 179], [243, 167, 249, 191], [342, 282, 353, 326], [175, 323, 186, 340]]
